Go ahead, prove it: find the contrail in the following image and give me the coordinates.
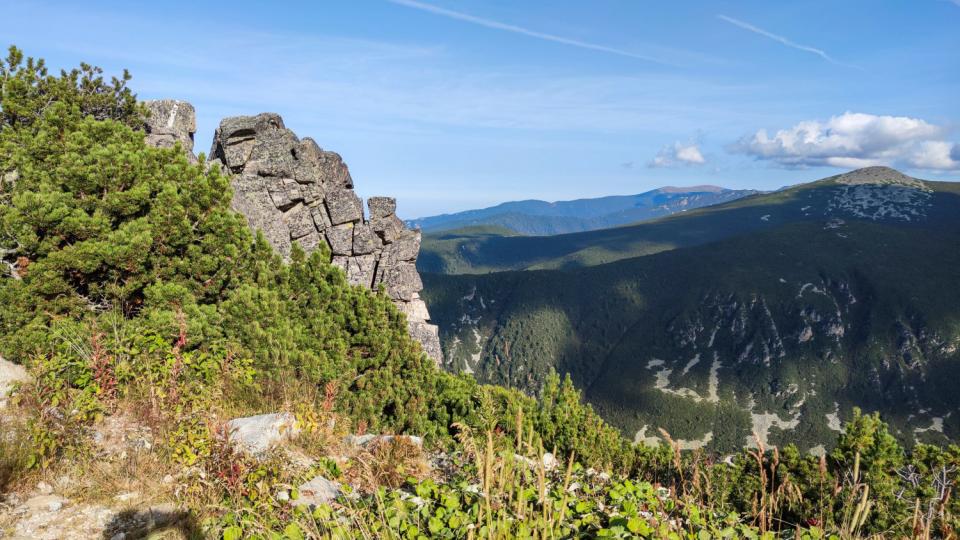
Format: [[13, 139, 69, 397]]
[[717, 14, 862, 70], [387, 0, 672, 66]]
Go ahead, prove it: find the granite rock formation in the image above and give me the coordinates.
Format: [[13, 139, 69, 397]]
[[142, 101, 441, 364], [143, 100, 197, 161]]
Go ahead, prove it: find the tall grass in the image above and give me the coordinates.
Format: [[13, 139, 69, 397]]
[[0, 415, 31, 495]]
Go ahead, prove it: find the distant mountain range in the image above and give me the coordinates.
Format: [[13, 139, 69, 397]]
[[407, 186, 759, 236], [419, 167, 960, 452]]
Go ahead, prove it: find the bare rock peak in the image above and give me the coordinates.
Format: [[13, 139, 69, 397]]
[[835, 166, 925, 188]]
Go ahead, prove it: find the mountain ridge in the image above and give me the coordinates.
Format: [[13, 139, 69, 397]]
[[408, 185, 759, 236]]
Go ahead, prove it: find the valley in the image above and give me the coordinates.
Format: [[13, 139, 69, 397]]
[[420, 167, 960, 453]]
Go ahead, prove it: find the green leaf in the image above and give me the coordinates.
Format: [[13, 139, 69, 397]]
[[223, 526, 243, 540], [283, 523, 304, 540]]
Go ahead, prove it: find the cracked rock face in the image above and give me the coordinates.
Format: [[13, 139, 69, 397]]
[[191, 111, 442, 364]]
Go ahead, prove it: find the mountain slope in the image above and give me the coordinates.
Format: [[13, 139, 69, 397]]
[[418, 168, 951, 274], [421, 167, 960, 452], [409, 186, 757, 236]]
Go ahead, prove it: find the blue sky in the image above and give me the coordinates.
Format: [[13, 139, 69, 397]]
[[4, 0, 959, 217]]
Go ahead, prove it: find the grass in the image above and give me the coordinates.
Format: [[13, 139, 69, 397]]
[[3, 339, 958, 539], [0, 414, 31, 496], [239, 414, 956, 539]]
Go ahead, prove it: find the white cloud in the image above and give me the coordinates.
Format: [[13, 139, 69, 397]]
[[733, 112, 960, 171], [649, 142, 706, 168], [717, 15, 861, 70], [911, 141, 959, 170]]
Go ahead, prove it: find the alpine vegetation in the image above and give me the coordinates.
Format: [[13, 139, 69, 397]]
[[1, 47, 958, 539]]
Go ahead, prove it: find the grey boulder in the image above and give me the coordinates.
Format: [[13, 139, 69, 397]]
[[144, 100, 196, 157], [295, 476, 342, 508], [325, 189, 364, 225], [226, 412, 300, 455], [0, 356, 30, 409]]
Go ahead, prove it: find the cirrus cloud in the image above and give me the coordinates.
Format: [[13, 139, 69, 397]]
[[733, 112, 960, 171], [649, 142, 706, 168]]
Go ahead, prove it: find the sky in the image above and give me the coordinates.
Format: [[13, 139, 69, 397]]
[[3, 0, 959, 218]]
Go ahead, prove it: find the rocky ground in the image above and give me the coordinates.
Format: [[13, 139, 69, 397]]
[[1, 357, 452, 539]]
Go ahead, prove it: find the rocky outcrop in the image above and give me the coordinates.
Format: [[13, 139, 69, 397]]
[[827, 166, 933, 222], [143, 100, 196, 161], [142, 103, 441, 364], [3, 488, 187, 540]]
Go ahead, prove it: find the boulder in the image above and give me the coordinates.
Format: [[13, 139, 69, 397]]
[[0, 356, 30, 409], [301, 182, 325, 205], [379, 262, 423, 302], [294, 230, 323, 253], [371, 213, 405, 244], [331, 256, 349, 272], [283, 203, 315, 240], [325, 189, 363, 225], [144, 100, 196, 156], [407, 322, 442, 365], [325, 224, 355, 256], [293, 138, 323, 183], [226, 412, 300, 455], [294, 476, 342, 508], [211, 113, 285, 172], [345, 254, 377, 288], [230, 176, 293, 257], [398, 295, 432, 322], [294, 137, 353, 188], [368, 197, 396, 219], [310, 203, 333, 232], [352, 224, 379, 255], [249, 132, 300, 177], [267, 177, 301, 210], [343, 434, 424, 450], [391, 230, 421, 263]]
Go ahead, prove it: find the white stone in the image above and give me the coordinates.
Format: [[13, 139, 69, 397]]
[[226, 412, 300, 455], [0, 356, 30, 408], [343, 433, 423, 449], [114, 492, 139, 503], [295, 476, 342, 507]]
